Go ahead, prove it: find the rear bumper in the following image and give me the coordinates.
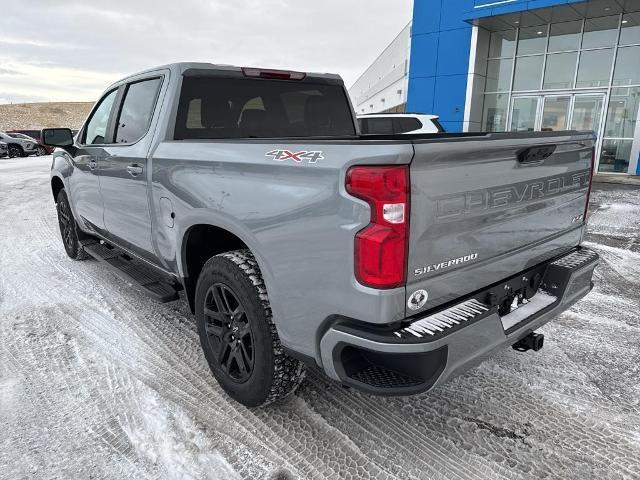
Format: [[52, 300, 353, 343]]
[[319, 247, 598, 395]]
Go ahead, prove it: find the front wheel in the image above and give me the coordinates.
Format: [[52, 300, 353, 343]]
[[36, 146, 47, 156], [8, 145, 22, 158], [195, 250, 305, 407], [56, 189, 88, 260]]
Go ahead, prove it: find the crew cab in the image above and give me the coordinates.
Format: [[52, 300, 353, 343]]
[[45, 62, 598, 407]]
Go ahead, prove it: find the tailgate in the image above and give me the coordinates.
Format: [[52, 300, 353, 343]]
[[406, 131, 595, 315]]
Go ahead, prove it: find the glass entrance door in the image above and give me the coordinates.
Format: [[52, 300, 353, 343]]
[[510, 96, 539, 131], [571, 95, 604, 131], [541, 96, 571, 131], [510, 93, 606, 133], [509, 93, 606, 154]]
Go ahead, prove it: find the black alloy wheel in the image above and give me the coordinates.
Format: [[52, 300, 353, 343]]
[[203, 282, 254, 382], [57, 194, 75, 251], [55, 189, 87, 260], [195, 250, 305, 407]]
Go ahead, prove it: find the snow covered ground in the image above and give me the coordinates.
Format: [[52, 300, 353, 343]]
[[1, 156, 639, 480]]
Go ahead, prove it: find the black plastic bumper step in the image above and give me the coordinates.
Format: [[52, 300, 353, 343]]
[[81, 240, 180, 303], [350, 364, 422, 389]]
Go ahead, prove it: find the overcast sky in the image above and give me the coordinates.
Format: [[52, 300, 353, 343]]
[[0, 0, 412, 105]]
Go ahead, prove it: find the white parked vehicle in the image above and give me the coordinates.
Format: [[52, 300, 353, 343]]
[[0, 131, 38, 157], [357, 113, 444, 135]]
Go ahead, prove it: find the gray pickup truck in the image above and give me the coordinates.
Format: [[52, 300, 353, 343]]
[[45, 62, 598, 407]]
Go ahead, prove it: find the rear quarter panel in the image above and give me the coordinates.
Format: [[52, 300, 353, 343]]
[[149, 140, 413, 360]]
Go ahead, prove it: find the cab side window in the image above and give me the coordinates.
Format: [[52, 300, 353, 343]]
[[83, 89, 118, 145], [115, 78, 162, 144]]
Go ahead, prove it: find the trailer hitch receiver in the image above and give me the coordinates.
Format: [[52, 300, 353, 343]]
[[512, 332, 544, 352]]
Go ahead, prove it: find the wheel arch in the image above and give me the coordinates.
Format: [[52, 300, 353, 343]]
[[51, 175, 65, 203], [180, 223, 262, 313]]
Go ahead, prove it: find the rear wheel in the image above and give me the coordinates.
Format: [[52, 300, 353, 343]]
[[36, 146, 47, 156], [195, 250, 305, 407], [56, 189, 88, 260]]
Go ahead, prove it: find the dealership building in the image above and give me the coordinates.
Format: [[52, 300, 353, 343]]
[[349, 0, 640, 176]]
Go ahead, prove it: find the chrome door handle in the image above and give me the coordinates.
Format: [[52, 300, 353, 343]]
[[126, 164, 143, 176]]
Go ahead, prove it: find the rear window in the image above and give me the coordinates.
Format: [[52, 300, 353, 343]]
[[175, 76, 356, 139]]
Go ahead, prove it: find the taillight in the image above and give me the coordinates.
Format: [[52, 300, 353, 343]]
[[346, 165, 409, 289], [584, 146, 595, 223]]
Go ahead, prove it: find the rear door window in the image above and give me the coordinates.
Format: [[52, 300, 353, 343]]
[[115, 77, 162, 144], [175, 76, 356, 139]]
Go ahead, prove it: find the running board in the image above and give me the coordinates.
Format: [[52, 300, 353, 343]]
[[80, 240, 180, 303]]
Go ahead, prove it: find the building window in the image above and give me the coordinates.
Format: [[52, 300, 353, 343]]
[[513, 56, 544, 91], [600, 139, 634, 173], [478, 12, 640, 174], [620, 12, 640, 45], [485, 58, 512, 92], [605, 87, 640, 138], [517, 25, 548, 55], [481, 93, 509, 131], [582, 15, 619, 49], [576, 48, 615, 88], [613, 45, 640, 86], [489, 30, 516, 58], [548, 20, 582, 52], [543, 52, 578, 90]]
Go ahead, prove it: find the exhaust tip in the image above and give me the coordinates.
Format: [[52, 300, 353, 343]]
[[512, 332, 544, 352]]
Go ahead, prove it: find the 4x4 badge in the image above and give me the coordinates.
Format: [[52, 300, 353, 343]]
[[265, 149, 324, 164]]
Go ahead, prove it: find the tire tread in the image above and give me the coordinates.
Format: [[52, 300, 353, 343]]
[[213, 249, 306, 406]]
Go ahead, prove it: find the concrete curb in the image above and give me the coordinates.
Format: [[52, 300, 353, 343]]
[[593, 174, 640, 186]]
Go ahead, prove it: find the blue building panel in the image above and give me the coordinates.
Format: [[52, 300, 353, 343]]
[[439, 1, 477, 31], [406, 76, 436, 115], [408, 33, 439, 78], [407, 0, 474, 125], [411, 0, 441, 34], [435, 28, 472, 76], [433, 74, 469, 131]]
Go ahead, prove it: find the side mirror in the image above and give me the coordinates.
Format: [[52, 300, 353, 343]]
[[42, 128, 74, 147]]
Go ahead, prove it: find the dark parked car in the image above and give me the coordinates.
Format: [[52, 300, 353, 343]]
[[7, 129, 53, 155]]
